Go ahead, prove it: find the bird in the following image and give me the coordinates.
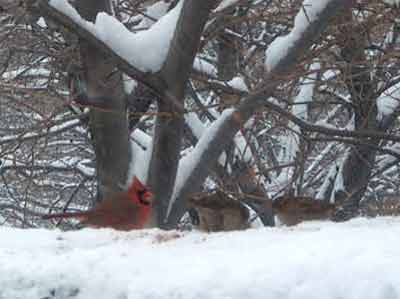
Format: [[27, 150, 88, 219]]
[[188, 190, 250, 232], [272, 195, 336, 226], [42, 176, 153, 230]]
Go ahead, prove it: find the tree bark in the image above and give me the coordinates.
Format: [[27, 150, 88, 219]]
[[331, 11, 398, 219], [147, 0, 216, 227], [76, 0, 131, 202]]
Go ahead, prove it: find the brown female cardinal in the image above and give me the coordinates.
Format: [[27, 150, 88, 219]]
[[42, 176, 153, 230]]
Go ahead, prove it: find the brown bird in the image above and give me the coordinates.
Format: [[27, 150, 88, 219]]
[[42, 176, 153, 230], [272, 195, 336, 226], [188, 190, 250, 232]]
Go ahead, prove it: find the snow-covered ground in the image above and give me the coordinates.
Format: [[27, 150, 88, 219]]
[[1, 217, 399, 299]]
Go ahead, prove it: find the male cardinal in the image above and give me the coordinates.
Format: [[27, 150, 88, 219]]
[[42, 176, 153, 230]]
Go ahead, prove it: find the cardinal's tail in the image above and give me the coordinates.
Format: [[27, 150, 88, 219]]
[[42, 211, 88, 220]]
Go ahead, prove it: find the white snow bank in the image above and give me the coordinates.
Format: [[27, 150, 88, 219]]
[[1, 217, 400, 299]]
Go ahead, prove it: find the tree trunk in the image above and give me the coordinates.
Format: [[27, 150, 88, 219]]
[[147, 0, 215, 227], [76, 0, 131, 202], [332, 11, 383, 219]]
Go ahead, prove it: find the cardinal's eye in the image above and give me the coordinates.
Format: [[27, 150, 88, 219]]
[[137, 189, 151, 205]]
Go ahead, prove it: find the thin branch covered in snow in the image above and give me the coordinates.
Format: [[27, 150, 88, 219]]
[[0, 117, 84, 146]]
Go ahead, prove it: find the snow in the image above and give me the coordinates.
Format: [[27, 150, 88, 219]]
[[184, 110, 253, 174], [321, 69, 339, 81], [233, 130, 253, 163], [127, 129, 153, 186], [315, 162, 337, 201], [377, 82, 400, 121], [49, 0, 183, 72], [122, 74, 137, 95], [215, 0, 241, 12], [226, 76, 248, 92], [331, 153, 346, 200], [193, 58, 218, 78], [265, 0, 332, 71], [37, 17, 47, 28], [137, 1, 170, 29], [1, 217, 400, 299], [2, 67, 51, 80], [274, 64, 319, 180], [384, 0, 400, 6], [169, 109, 235, 215], [275, 64, 319, 180], [0, 156, 95, 179], [185, 112, 206, 139], [0, 119, 81, 145], [293, 63, 319, 119]]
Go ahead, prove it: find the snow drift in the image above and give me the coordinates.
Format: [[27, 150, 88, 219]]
[[1, 217, 399, 299]]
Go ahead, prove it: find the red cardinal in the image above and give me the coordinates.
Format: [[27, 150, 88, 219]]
[[43, 176, 153, 230]]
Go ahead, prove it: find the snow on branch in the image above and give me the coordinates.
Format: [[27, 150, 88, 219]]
[[215, 0, 242, 13], [0, 158, 94, 179], [384, 0, 400, 7], [0, 118, 83, 146], [167, 109, 235, 216], [261, 97, 400, 143], [265, 0, 334, 71], [28, 0, 179, 96], [127, 129, 152, 188], [377, 81, 400, 121], [280, 63, 320, 168], [48, 0, 183, 73]]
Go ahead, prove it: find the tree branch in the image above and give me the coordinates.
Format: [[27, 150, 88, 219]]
[[166, 0, 353, 226], [30, 0, 167, 96]]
